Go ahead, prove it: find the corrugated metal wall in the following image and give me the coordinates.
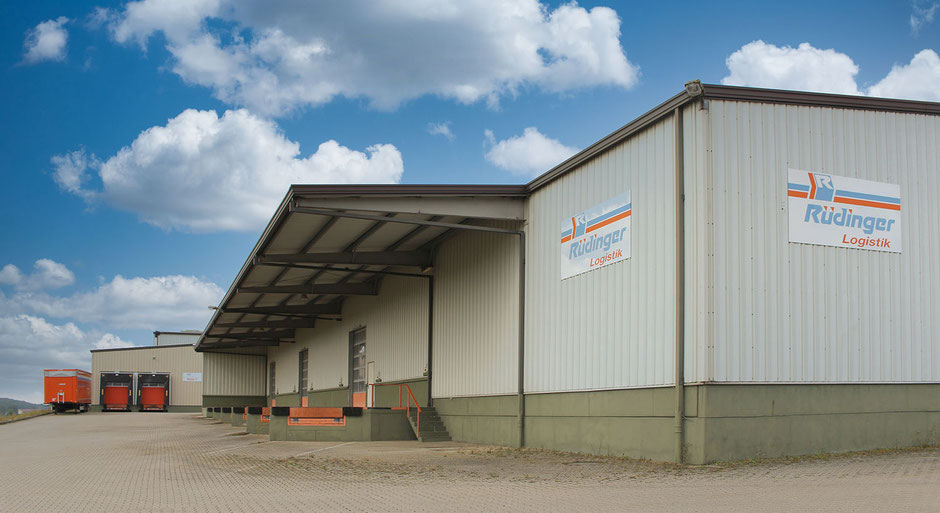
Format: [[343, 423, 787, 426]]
[[525, 116, 680, 393], [432, 221, 520, 398], [90, 346, 203, 405], [708, 100, 940, 382], [154, 333, 200, 346], [202, 352, 266, 396], [270, 275, 429, 394]]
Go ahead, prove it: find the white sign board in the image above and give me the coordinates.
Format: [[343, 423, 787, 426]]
[[560, 191, 631, 279], [787, 169, 901, 253], [182, 372, 202, 382]]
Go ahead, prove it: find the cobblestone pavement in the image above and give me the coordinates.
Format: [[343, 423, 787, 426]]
[[0, 413, 936, 512]]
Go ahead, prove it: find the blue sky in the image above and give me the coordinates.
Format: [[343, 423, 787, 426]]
[[1, 0, 938, 402]]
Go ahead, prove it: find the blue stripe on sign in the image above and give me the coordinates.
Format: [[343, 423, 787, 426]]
[[561, 229, 572, 238], [834, 189, 901, 204], [587, 203, 631, 227], [787, 183, 810, 192]]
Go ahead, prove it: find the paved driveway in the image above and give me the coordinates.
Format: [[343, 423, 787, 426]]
[[0, 413, 936, 512]]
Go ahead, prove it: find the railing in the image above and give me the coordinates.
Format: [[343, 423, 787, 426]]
[[369, 383, 422, 438]]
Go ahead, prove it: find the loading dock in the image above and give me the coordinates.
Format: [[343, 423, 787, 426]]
[[136, 373, 170, 412], [196, 83, 940, 463], [99, 373, 134, 412]]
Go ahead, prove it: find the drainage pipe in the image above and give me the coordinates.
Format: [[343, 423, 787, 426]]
[[673, 106, 686, 464]]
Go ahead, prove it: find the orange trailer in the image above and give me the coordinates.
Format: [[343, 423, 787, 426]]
[[44, 369, 92, 413]]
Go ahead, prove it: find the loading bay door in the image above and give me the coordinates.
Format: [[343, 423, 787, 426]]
[[349, 328, 367, 408]]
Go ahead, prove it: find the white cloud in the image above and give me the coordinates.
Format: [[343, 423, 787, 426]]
[[721, 41, 940, 102], [484, 127, 578, 177], [721, 41, 861, 95], [52, 109, 403, 232], [103, 0, 638, 115], [0, 259, 75, 292], [427, 121, 455, 141], [23, 17, 70, 64], [868, 49, 940, 102], [0, 314, 122, 403], [14, 274, 224, 330], [94, 333, 135, 349], [51, 149, 99, 198], [911, 2, 939, 34]]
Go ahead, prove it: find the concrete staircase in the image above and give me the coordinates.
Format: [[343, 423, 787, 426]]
[[407, 406, 451, 442]]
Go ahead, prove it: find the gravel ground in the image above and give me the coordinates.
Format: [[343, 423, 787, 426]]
[[0, 412, 936, 512]]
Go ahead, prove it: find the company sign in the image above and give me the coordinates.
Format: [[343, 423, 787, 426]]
[[560, 191, 631, 279], [182, 372, 202, 382], [787, 169, 901, 252]]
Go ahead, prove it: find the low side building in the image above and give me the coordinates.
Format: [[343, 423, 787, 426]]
[[90, 344, 204, 412]]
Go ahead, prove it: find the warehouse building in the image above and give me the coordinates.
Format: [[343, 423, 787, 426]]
[[91, 338, 204, 412], [196, 83, 940, 463]]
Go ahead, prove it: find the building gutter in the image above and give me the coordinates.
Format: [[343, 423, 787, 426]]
[[673, 103, 686, 464]]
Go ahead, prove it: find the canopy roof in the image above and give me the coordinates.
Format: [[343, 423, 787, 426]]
[[196, 185, 526, 353]]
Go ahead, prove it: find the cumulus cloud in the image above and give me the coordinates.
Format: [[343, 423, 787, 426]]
[[427, 121, 455, 141], [722, 41, 940, 102], [911, 2, 939, 34], [868, 49, 940, 102], [101, 0, 638, 115], [722, 41, 862, 95], [23, 17, 70, 64], [94, 333, 135, 349], [52, 109, 403, 232], [484, 127, 578, 177], [0, 259, 75, 291], [13, 274, 223, 330], [0, 315, 124, 403]]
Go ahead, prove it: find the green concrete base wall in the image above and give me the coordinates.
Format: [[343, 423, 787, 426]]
[[230, 414, 246, 427], [268, 409, 415, 442], [699, 383, 940, 463], [303, 388, 347, 407], [433, 395, 521, 447], [246, 414, 269, 434], [434, 384, 940, 464], [202, 395, 266, 408], [373, 378, 428, 408], [272, 393, 300, 407]]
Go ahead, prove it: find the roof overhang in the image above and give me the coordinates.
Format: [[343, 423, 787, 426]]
[[196, 185, 526, 353]]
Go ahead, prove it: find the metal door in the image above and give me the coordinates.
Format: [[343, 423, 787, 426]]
[[349, 328, 367, 407]]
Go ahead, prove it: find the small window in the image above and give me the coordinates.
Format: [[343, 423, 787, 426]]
[[268, 362, 276, 397], [298, 349, 309, 394]]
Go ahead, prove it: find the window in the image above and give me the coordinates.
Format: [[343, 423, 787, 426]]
[[268, 362, 276, 397], [298, 349, 309, 395]]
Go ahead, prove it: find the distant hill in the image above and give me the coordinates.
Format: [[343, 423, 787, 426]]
[[0, 398, 48, 416]]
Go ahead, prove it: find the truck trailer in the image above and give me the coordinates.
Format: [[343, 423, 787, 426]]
[[44, 369, 92, 413]]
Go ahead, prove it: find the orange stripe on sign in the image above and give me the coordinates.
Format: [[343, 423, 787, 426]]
[[560, 235, 572, 243], [834, 197, 901, 211], [787, 190, 808, 198], [585, 210, 631, 233]]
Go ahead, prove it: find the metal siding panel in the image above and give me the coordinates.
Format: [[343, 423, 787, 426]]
[[286, 275, 429, 394], [525, 116, 677, 393], [90, 346, 203, 405], [432, 221, 520, 398], [202, 353, 266, 396], [709, 100, 940, 383], [154, 333, 199, 346]]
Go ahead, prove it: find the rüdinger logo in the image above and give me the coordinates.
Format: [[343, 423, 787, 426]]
[[559, 191, 632, 279], [787, 169, 902, 253]]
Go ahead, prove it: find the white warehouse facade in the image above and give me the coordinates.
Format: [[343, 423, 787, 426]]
[[197, 83, 939, 463]]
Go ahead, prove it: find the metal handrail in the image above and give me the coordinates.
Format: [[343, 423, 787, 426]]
[[368, 383, 422, 438]]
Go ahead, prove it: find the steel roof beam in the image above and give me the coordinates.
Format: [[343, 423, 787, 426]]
[[213, 319, 317, 329], [223, 304, 342, 315], [258, 250, 431, 267], [237, 282, 377, 295], [204, 330, 295, 340]]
